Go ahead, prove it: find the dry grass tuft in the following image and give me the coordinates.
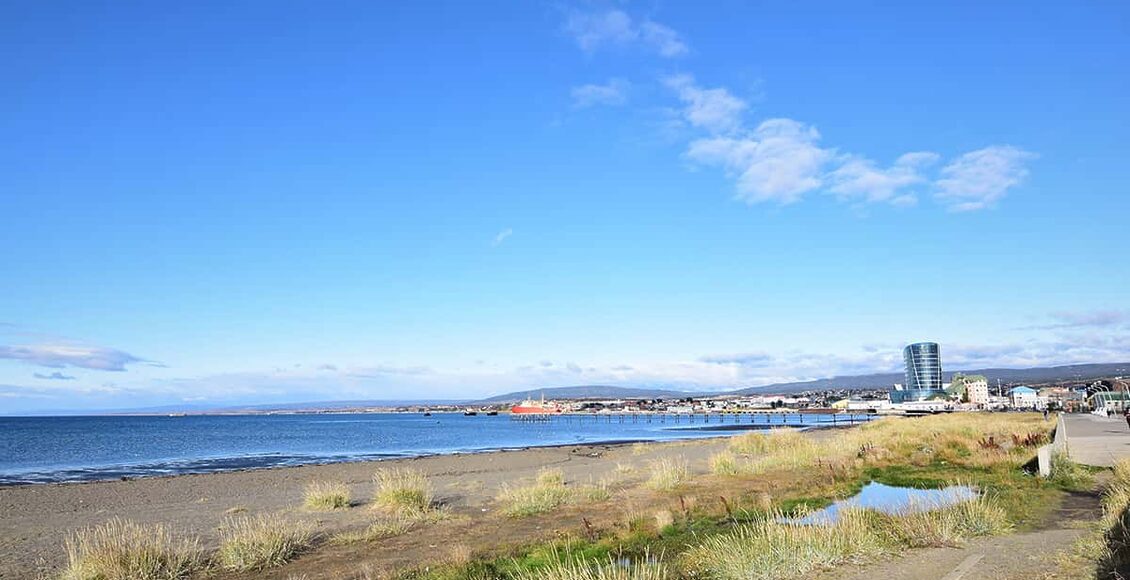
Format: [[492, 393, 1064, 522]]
[[445, 544, 474, 566], [888, 495, 1012, 547], [373, 468, 433, 514], [216, 513, 316, 572], [710, 451, 740, 476], [682, 508, 892, 580], [62, 518, 201, 580], [331, 509, 449, 545], [645, 457, 689, 491], [499, 468, 573, 517], [579, 476, 613, 502], [304, 480, 351, 510]]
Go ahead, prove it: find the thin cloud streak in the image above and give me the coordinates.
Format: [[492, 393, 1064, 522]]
[[491, 228, 513, 247], [0, 343, 146, 371], [571, 79, 629, 108]]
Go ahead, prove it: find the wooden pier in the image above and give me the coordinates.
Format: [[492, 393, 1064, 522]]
[[508, 411, 875, 426]]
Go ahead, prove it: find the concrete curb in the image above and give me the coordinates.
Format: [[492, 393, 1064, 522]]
[[1037, 413, 1069, 477]]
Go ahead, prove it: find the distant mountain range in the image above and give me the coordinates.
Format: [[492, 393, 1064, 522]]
[[478, 362, 1130, 401], [52, 361, 1127, 415]]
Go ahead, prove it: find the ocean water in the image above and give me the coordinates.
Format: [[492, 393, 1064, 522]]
[[0, 412, 873, 485]]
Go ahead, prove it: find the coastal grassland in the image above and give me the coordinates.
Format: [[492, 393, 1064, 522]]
[[303, 480, 352, 510], [62, 518, 202, 580], [401, 413, 1066, 580], [216, 513, 316, 572], [374, 468, 434, 514]]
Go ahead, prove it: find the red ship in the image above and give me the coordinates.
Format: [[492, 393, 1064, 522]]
[[510, 394, 562, 415]]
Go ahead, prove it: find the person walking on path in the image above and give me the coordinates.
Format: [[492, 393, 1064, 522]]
[[1123, 408, 1130, 430]]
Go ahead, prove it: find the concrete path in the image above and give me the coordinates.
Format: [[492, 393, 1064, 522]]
[[1063, 413, 1130, 467]]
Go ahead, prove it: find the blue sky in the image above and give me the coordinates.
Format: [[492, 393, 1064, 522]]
[[2, 1, 1128, 413]]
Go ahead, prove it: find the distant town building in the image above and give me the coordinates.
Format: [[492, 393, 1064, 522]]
[[891, 342, 947, 404], [964, 376, 990, 406], [946, 373, 983, 403], [1039, 387, 1085, 412], [1009, 386, 1039, 409]]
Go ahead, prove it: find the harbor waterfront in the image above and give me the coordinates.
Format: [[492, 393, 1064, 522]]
[[0, 412, 875, 485]]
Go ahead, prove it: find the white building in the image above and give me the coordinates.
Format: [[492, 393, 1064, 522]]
[[1009, 386, 1039, 409], [966, 378, 990, 406]]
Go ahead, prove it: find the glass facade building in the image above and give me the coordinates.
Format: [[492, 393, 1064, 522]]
[[891, 342, 946, 403]]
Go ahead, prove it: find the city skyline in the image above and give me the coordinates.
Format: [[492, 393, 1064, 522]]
[[2, 1, 1129, 413]]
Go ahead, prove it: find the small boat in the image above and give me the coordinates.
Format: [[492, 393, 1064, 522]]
[[486, 410, 498, 416], [423, 411, 432, 416], [463, 409, 478, 416]]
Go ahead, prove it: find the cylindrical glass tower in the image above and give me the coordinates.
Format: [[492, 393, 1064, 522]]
[[904, 342, 942, 391], [891, 342, 946, 403]]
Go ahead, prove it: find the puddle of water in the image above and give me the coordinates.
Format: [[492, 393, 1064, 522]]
[[788, 482, 977, 525]]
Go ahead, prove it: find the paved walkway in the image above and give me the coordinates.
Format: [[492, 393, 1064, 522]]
[[1063, 413, 1130, 467]]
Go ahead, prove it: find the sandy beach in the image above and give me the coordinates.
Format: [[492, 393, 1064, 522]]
[[0, 436, 735, 579]]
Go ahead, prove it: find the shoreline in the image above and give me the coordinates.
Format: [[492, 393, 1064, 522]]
[[0, 435, 739, 578], [1, 421, 849, 488], [0, 436, 668, 488]]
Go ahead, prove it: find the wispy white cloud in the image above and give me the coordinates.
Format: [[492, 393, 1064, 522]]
[[564, 9, 687, 57], [934, 145, 1037, 212], [571, 79, 629, 108], [665, 74, 747, 134], [657, 70, 1035, 212], [0, 343, 147, 371], [491, 228, 513, 247], [640, 21, 688, 57], [827, 151, 939, 205], [686, 118, 833, 204]]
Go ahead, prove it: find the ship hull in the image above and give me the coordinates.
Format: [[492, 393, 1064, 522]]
[[509, 405, 561, 414]]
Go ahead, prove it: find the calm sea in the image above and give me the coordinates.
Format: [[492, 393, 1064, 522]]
[[0, 412, 870, 485]]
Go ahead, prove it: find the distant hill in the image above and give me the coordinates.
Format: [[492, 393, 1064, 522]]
[[476, 385, 695, 403], [731, 362, 1130, 395], [477, 362, 1130, 402]]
